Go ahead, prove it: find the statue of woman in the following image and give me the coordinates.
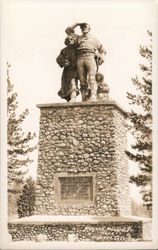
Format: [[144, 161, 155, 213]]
[[56, 35, 79, 102]]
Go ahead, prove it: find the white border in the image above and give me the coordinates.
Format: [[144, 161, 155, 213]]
[[0, 0, 158, 249]]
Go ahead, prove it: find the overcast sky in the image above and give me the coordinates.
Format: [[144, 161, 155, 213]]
[[4, 0, 157, 201]]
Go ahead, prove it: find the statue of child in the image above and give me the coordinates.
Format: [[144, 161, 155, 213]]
[[96, 72, 109, 101]]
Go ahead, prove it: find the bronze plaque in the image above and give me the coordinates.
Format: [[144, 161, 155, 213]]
[[59, 176, 93, 201]]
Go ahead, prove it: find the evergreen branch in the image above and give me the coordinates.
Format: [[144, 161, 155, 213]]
[[130, 174, 151, 186], [132, 141, 152, 151]]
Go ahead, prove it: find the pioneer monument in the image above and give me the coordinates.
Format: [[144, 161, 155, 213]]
[[8, 23, 151, 242]]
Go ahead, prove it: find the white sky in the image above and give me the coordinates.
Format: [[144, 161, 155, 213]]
[[3, 0, 158, 202]]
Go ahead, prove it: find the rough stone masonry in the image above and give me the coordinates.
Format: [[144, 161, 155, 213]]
[[34, 100, 131, 216], [8, 100, 152, 242]]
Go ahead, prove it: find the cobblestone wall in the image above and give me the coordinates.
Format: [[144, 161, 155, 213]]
[[8, 221, 143, 242], [113, 109, 131, 215], [35, 101, 131, 216]]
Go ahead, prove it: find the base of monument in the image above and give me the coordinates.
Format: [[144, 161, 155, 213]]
[[8, 215, 152, 242]]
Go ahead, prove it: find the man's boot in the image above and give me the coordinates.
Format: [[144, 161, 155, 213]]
[[81, 87, 88, 102]]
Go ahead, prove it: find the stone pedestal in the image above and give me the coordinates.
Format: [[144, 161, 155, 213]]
[[8, 101, 152, 242], [35, 101, 131, 216]]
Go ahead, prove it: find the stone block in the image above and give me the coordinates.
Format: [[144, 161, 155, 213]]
[[35, 101, 131, 216]]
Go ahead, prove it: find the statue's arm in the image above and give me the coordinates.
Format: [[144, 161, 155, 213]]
[[95, 40, 107, 66], [56, 49, 66, 68], [98, 44, 106, 55], [95, 38, 106, 55], [65, 23, 81, 35]]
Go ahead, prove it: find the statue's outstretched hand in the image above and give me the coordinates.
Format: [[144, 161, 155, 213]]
[[65, 23, 80, 34]]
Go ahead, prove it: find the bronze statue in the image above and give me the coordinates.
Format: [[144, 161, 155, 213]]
[[56, 35, 79, 102], [56, 23, 109, 102], [65, 23, 106, 101]]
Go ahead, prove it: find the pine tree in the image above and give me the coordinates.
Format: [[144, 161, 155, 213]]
[[17, 177, 36, 218], [126, 31, 152, 216], [7, 63, 36, 215]]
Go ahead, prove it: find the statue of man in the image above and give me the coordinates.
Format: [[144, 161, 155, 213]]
[[65, 23, 106, 101], [56, 34, 79, 102]]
